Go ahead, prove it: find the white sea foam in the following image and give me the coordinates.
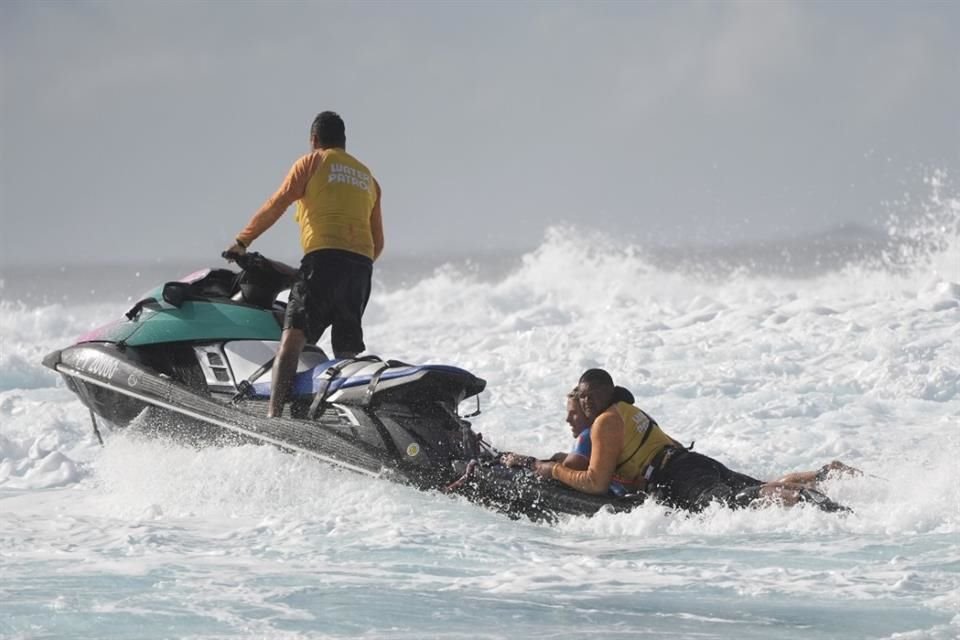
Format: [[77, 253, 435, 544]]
[[1, 186, 958, 638]]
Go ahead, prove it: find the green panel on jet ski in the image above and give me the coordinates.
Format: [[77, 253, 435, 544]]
[[76, 318, 141, 344], [124, 301, 282, 346]]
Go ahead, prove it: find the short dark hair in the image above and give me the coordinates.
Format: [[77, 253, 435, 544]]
[[310, 111, 346, 148], [611, 385, 635, 404], [579, 368, 614, 387]]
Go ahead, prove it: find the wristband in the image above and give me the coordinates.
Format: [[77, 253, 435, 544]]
[[235, 237, 247, 249]]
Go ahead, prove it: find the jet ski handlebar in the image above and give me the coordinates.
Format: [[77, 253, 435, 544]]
[[222, 251, 298, 279], [222, 249, 243, 263], [222, 251, 298, 308]]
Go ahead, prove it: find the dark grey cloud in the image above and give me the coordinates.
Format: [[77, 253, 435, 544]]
[[2, 0, 958, 266]]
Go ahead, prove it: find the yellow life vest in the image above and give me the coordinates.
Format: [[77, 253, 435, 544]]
[[612, 402, 676, 484], [294, 149, 378, 259]]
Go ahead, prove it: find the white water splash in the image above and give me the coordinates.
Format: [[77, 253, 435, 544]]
[[1, 178, 958, 638]]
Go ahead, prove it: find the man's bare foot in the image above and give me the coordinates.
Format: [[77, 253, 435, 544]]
[[817, 460, 862, 481]]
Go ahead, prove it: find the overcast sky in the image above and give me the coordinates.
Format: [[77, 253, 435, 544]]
[[2, 0, 958, 266]]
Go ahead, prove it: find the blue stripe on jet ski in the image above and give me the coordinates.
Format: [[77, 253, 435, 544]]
[[249, 362, 473, 398]]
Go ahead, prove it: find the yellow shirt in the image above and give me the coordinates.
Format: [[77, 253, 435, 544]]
[[237, 148, 383, 260]]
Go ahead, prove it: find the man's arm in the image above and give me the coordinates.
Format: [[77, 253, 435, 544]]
[[547, 413, 623, 494], [370, 180, 384, 261], [233, 153, 318, 250], [560, 452, 589, 471]]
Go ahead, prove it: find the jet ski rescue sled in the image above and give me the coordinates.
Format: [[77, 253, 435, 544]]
[[42, 252, 640, 521]]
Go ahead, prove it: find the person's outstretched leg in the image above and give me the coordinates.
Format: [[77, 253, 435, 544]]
[[268, 328, 306, 418], [772, 460, 863, 488], [757, 482, 852, 513], [758, 482, 803, 506]]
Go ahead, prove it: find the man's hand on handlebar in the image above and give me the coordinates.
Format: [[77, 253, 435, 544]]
[[223, 241, 247, 262]]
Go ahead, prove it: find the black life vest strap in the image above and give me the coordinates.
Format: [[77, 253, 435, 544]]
[[643, 444, 686, 485]]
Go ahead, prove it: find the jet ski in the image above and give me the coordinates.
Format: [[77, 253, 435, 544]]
[[42, 252, 641, 521], [43, 253, 849, 521]]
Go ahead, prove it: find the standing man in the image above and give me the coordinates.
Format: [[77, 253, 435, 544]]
[[225, 111, 384, 417]]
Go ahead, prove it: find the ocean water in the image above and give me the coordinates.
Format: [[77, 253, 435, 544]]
[[1, 188, 958, 639]]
